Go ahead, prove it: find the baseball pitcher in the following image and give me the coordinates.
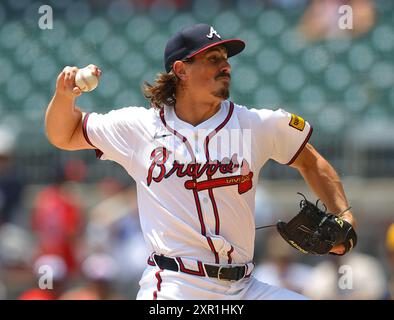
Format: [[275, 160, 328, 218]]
[[45, 24, 357, 300]]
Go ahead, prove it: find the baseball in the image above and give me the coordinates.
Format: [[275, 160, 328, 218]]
[[75, 66, 99, 92]]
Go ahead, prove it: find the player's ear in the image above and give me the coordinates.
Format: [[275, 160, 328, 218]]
[[173, 61, 188, 81]]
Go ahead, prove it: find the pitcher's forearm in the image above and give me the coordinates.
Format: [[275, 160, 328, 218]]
[[291, 144, 356, 228], [299, 157, 356, 228], [45, 92, 82, 148]]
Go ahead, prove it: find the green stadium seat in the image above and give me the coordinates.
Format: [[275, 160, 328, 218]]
[[258, 10, 286, 37], [50, 0, 70, 10], [22, 93, 47, 120], [77, 53, 102, 69], [279, 30, 307, 55], [344, 85, 368, 112], [143, 33, 169, 62], [40, 20, 67, 48], [372, 25, 394, 53], [56, 38, 76, 65], [254, 86, 281, 107], [324, 63, 351, 91], [238, 29, 262, 57], [114, 91, 141, 108], [31, 55, 57, 84], [213, 11, 242, 36], [23, 2, 42, 28], [193, 0, 221, 20], [233, 65, 259, 93], [299, 101, 324, 116], [101, 36, 128, 63], [97, 70, 121, 98], [65, 1, 91, 27], [119, 52, 147, 79], [76, 94, 94, 112], [6, 73, 31, 103], [0, 21, 26, 49], [143, 68, 161, 84], [83, 17, 111, 45], [257, 48, 283, 75], [228, 58, 239, 70], [302, 46, 330, 73], [278, 64, 306, 92], [126, 16, 155, 44], [236, 0, 264, 19], [169, 13, 197, 34], [363, 105, 387, 122], [299, 86, 326, 108], [370, 62, 394, 89], [69, 38, 93, 63], [107, 0, 134, 25], [149, 0, 176, 23], [7, 0, 30, 10], [325, 37, 352, 54], [348, 44, 374, 72], [0, 57, 13, 86], [317, 107, 345, 133]]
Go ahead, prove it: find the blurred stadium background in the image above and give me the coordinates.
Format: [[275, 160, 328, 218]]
[[0, 0, 393, 299]]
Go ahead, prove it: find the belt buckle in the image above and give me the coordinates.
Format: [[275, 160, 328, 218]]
[[217, 266, 229, 281], [218, 266, 238, 282]]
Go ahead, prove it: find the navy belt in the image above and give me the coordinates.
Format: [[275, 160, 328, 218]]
[[153, 254, 247, 281]]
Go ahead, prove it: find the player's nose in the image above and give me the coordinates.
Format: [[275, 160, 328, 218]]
[[219, 60, 231, 75]]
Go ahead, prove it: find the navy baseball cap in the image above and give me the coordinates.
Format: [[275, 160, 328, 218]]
[[164, 24, 246, 72]]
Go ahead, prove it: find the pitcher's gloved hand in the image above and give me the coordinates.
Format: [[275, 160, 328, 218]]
[[277, 193, 357, 255]]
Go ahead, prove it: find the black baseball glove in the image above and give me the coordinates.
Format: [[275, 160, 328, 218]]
[[276, 193, 357, 255]]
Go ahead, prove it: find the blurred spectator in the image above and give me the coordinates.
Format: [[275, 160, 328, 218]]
[[0, 128, 23, 225], [18, 254, 68, 300], [255, 185, 276, 229], [302, 252, 388, 299], [31, 162, 84, 275], [254, 231, 312, 294], [85, 183, 148, 298], [298, 0, 375, 41], [0, 223, 35, 268], [386, 223, 394, 299], [97, 177, 127, 199], [60, 253, 124, 300]]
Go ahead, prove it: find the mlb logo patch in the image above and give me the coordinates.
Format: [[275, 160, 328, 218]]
[[289, 113, 305, 131]]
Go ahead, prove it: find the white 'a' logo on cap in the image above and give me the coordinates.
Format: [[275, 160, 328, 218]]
[[206, 26, 221, 39]]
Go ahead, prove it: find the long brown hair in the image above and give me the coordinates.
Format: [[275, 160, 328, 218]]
[[142, 71, 179, 109], [143, 58, 193, 109]]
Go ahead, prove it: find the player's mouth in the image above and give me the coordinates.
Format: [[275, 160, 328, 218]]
[[215, 72, 231, 81], [218, 76, 230, 82]]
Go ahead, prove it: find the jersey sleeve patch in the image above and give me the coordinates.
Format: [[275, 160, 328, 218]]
[[289, 113, 305, 131]]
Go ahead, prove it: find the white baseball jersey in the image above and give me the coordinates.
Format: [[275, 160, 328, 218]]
[[83, 100, 312, 299]]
